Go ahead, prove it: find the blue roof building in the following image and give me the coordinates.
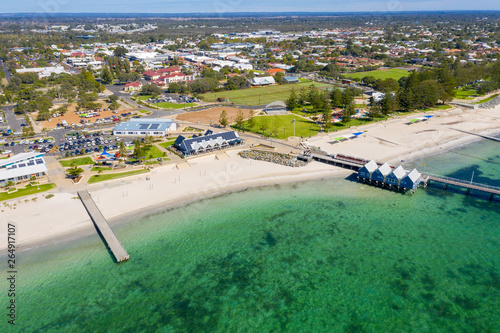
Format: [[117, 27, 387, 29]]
[[400, 169, 422, 190], [174, 130, 243, 156], [385, 166, 407, 186], [358, 160, 378, 180], [371, 163, 392, 183]]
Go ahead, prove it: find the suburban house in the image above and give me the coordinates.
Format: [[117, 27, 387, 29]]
[[0, 152, 48, 185], [174, 130, 243, 156], [265, 68, 286, 76], [250, 76, 276, 86], [124, 81, 143, 91], [112, 118, 177, 136]]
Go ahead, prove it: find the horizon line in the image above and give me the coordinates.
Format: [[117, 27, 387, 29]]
[[1, 10, 500, 15]]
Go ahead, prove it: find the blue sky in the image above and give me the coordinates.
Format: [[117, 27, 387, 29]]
[[2, 0, 499, 13]]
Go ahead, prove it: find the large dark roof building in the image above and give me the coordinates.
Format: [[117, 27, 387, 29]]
[[174, 130, 243, 156]]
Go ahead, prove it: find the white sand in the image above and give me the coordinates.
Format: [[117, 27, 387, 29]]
[[0, 151, 345, 251], [1, 105, 499, 251]]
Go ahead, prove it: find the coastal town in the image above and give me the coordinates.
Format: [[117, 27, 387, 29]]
[[1, 13, 500, 248], [0, 8, 499, 333]]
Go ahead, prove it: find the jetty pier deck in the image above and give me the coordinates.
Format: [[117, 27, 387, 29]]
[[78, 190, 130, 262], [301, 149, 499, 200], [425, 173, 500, 200]]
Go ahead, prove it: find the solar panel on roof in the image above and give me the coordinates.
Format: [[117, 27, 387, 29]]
[[36, 159, 44, 164], [139, 124, 149, 130], [149, 124, 160, 130]]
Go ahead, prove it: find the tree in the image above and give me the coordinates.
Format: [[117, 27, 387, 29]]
[[67, 165, 84, 179], [380, 93, 397, 115], [260, 117, 269, 136], [235, 109, 245, 130], [4, 180, 15, 189], [140, 84, 162, 97], [298, 87, 308, 106], [100, 67, 113, 84], [168, 82, 181, 93], [247, 109, 255, 130], [219, 110, 228, 127], [330, 88, 343, 108], [132, 140, 145, 163], [113, 47, 128, 57], [286, 89, 298, 110], [119, 141, 127, 160], [342, 102, 355, 124], [322, 98, 332, 130]]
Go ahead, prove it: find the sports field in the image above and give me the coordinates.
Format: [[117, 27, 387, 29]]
[[235, 114, 321, 139], [345, 69, 410, 80], [200, 81, 334, 105]]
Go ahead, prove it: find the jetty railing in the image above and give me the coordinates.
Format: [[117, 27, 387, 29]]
[[424, 173, 500, 193]]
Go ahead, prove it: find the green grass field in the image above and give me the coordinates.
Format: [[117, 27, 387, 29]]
[[159, 141, 176, 148], [200, 81, 334, 105], [454, 88, 482, 100], [345, 69, 410, 80], [87, 169, 150, 184], [474, 94, 498, 104], [235, 114, 321, 139], [156, 102, 197, 109], [59, 157, 94, 167], [0, 183, 56, 201], [128, 145, 165, 162], [91, 166, 112, 172]]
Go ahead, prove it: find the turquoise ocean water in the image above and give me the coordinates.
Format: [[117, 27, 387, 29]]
[[1, 138, 499, 332]]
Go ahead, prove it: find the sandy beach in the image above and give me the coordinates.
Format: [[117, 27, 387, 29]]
[[1, 104, 499, 252]]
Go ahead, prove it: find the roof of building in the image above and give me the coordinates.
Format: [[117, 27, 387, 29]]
[[376, 163, 392, 176], [388, 165, 407, 180], [175, 131, 241, 153], [362, 160, 378, 173], [113, 118, 176, 132], [0, 152, 44, 168], [265, 100, 286, 109], [252, 76, 276, 85], [265, 68, 285, 74], [404, 169, 421, 182], [125, 81, 142, 87], [0, 163, 48, 181]]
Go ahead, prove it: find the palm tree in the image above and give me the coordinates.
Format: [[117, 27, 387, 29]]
[[67, 165, 84, 179]]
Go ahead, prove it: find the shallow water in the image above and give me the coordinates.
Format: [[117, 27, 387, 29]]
[[1, 138, 499, 332]]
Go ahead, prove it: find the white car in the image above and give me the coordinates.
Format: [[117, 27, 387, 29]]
[[2, 150, 12, 154]]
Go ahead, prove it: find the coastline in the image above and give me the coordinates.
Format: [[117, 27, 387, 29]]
[[1, 104, 499, 252]]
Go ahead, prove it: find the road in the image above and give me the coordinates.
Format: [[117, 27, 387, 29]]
[[0, 57, 13, 81], [2, 105, 22, 132]]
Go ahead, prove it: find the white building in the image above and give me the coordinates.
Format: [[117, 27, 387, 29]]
[[16, 66, 68, 78], [113, 118, 178, 137], [0, 153, 48, 184]]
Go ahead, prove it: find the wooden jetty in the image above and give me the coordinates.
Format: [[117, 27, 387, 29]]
[[78, 190, 129, 262], [300, 148, 499, 201], [305, 151, 365, 170], [451, 128, 500, 142], [424, 173, 500, 201]]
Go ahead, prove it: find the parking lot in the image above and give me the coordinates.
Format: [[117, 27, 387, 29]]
[[58, 131, 125, 157]]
